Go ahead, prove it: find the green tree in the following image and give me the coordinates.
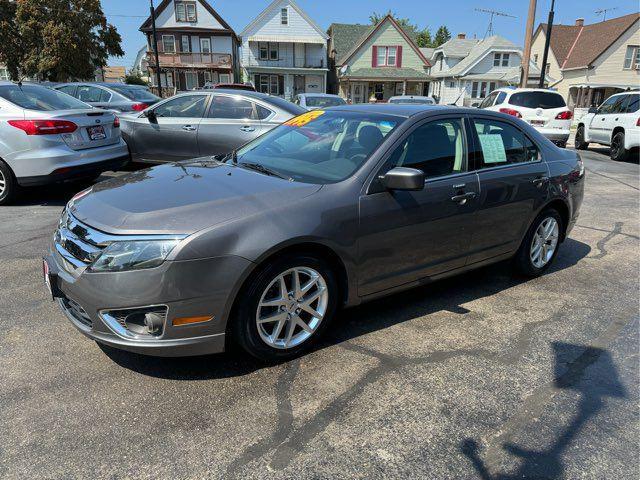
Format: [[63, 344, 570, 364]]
[[124, 72, 149, 86], [369, 10, 417, 30], [433, 26, 452, 47], [416, 28, 432, 48], [0, 0, 123, 81]]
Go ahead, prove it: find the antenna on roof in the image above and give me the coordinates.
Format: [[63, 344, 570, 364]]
[[594, 7, 617, 22], [475, 8, 517, 39]]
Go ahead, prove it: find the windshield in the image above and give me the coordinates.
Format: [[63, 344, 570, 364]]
[[305, 96, 346, 108], [233, 110, 401, 184], [0, 84, 90, 110], [109, 85, 160, 102], [509, 91, 565, 109]]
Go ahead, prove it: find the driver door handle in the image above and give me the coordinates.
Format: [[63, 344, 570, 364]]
[[450, 192, 476, 204], [240, 125, 256, 132], [181, 125, 197, 131], [532, 176, 549, 187]]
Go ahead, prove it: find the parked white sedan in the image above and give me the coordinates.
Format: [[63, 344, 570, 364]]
[[575, 91, 640, 161], [480, 88, 572, 147]]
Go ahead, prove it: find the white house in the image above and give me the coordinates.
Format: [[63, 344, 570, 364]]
[[428, 34, 544, 106], [240, 0, 328, 100]]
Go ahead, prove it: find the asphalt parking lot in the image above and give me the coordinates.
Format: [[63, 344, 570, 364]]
[[0, 148, 638, 479]]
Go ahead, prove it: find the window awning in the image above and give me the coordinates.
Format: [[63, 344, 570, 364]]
[[247, 35, 326, 44], [568, 83, 640, 90]]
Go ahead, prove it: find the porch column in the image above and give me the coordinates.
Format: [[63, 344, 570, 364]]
[[575, 87, 584, 108], [586, 87, 594, 108], [403, 80, 407, 95]]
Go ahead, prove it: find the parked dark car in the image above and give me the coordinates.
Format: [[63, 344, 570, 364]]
[[200, 82, 256, 91], [54, 82, 161, 113], [44, 105, 585, 361], [119, 89, 305, 163]]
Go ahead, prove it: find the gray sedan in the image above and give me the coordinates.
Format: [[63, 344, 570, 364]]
[[55, 83, 161, 113], [44, 105, 585, 361], [120, 90, 305, 163]]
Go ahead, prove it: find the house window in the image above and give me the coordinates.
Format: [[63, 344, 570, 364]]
[[472, 81, 493, 98], [204, 71, 212, 83], [258, 74, 282, 95], [493, 53, 510, 67], [375, 46, 398, 67], [259, 43, 268, 60], [623, 45, 640, 69], [374, 83, 384, 101], [269, 43, 279, 60], [181, 35, 190, 53], [533, 54, 538, 64], [0, 67, 9, 81], [200, 38, 211, 54], [162, 35, 175, 53], [219, 73, 230, 84], [449, 81, 455, 88], [489, 82, 496, 93], [175, 2, 196, 22], [281, 7, 288, 25]]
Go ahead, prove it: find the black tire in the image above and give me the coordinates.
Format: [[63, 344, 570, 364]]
[[231, 254, 338, 362], [574, 125, 589, 150], [0, 160, 19, 206], [513, 208, 563, 277], [610, 131, 629, 162]]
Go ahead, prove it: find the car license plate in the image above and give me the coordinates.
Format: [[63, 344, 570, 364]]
[[87, 125, 106, 140], [530, 119, 545, 126]]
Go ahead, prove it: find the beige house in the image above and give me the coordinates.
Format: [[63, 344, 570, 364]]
[[531, 13, 640, 119]]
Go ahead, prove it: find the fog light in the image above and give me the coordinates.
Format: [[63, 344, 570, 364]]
[[144, 312, 164, 334], [172, 316, 213, 326]]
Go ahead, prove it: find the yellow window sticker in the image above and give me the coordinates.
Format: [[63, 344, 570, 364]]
[[284, 110, 325, 127]]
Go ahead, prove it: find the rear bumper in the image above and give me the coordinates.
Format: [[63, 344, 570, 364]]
[[535, 127, 570, 144], [8, 139, 129, 179], [17, 155, 129, 186]]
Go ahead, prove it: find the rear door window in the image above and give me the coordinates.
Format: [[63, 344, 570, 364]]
[[472, 118, 540, 167], [509, 91, 566, 109], [495, 91, 507, 105], [57, 85, 77, 96], [207, 96, 257, 119], [597, 95, 620, 114], [77, 85, 105, 103]]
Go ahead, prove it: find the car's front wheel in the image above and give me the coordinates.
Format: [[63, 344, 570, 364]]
[[0, 160, 19, 206], [513, 208, 562, 277], [232, 254, 338, 361], [610, 131, 629, 162], [575, 125, 589, 150]]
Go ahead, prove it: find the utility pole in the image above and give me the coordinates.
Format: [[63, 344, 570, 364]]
[[539, 0, 555, 88], [520, 0, 537, 87], [150, 0, 162, 96]]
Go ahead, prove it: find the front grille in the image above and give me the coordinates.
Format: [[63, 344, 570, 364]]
[[60, 296, 93, 328], [54, 210, 109, 268]]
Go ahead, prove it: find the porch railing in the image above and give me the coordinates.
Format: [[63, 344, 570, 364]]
[[146, 52, 232, 68]]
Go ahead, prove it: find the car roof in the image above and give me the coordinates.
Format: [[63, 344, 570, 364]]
[[329, 103, 459, 117], [298, 93, 341, 98], [389, 95, 433, 99], [497, 87, 562, 95]]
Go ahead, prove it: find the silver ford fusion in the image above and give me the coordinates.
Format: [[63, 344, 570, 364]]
[[0, 82, 129, 205], [44, 105, 585, 361]]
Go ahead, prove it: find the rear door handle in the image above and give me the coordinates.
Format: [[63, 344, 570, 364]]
[[450, 192, 477, 204], [240, 125, 256, 132], [181, 125, 197, 131], [532, 176, 549, 187]]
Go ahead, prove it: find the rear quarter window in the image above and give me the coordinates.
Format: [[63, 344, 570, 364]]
[[509, 91, 566, 109]]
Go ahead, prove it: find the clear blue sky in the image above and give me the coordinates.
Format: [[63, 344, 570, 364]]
[[102, 0, 639, 68]]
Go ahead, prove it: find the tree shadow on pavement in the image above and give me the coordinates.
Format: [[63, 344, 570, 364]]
[[102, 238, 591, 379], [459, 341, 627, 479]]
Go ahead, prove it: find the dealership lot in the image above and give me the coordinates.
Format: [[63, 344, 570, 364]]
[[0, 149, 638, 479]]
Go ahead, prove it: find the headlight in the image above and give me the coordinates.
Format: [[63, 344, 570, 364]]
[[89, 239, 180, 272]]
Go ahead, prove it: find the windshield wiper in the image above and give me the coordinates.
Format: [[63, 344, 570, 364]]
[[239, 162, 291, 181]]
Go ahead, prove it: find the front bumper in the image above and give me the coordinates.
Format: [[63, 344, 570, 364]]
[[45, 248, 253, 357]]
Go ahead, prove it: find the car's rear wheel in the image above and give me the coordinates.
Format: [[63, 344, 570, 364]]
[[232, 254, 338, 362], [513, 208, 562, 277], [610, 131, 629, 162], [575, 125, 589, 150], [0, 160, 19, 206]]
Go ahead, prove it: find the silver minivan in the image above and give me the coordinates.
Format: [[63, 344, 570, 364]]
[[0, 82, 129, 205], [120, 90, 305, 163]]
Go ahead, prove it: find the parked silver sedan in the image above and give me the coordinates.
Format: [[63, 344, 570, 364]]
[[120, 90, 305, 163], [0, 82, 129, 205], [55, 82, 161, 114], [293, 93, 346, 110]]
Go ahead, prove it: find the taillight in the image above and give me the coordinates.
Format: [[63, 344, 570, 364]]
[[131, 103, 148, 112], [555, 110, 573, 120], [636, 117, 640, 127], [499, 108, 522, 118], [8, 119, 77, 135], [113, 116, 120, 128]]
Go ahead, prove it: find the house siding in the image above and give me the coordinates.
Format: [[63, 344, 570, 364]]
[[530, 30, 562, 83], [242, 0, 324, 39], [154, 0, 226, 30], [348, 21, 425, 72]]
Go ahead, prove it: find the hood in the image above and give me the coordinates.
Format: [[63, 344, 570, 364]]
[[69, 160, 322, 235]]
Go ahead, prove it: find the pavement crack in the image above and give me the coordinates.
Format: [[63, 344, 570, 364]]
[[589, 222, 624, 259]]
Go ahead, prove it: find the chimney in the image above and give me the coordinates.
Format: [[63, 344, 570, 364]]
[[457, 33, 466, 39], [575, 18, 584, 27]]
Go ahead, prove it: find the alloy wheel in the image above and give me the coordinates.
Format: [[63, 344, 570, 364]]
[[0, 169, 6, 197], [530, 217, 559, 268], [256, 266, 329, 349]]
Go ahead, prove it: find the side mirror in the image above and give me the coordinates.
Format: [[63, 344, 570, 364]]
[[144, 109, 157, 122], [382, 167, 425, 191], [588, 107, 598, 114]]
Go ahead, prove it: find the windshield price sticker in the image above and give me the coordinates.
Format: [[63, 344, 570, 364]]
[[284, 110, 325, 127]]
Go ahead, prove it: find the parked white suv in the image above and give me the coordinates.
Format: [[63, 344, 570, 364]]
[[575, 92, 640, 161], [480, 88, 572, 147]]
